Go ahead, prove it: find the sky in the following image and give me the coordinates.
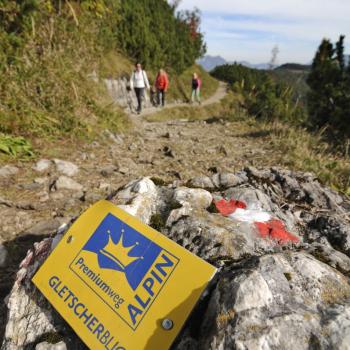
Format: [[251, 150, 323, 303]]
[[178, 0, 350, 64]]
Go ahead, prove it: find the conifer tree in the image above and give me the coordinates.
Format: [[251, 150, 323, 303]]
[[307, 35, 350, 137], [336, 35, 346, 70], [116, 0, 205, 73]]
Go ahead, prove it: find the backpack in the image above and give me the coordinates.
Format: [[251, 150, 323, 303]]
[[192, 78, 199, 89]]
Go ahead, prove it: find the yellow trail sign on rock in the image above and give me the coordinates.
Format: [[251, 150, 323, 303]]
[[32, 200, 217, 350]]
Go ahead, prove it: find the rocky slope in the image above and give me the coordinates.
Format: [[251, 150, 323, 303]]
[[2, 167, 350, 349], [1, 85, 350, 349]]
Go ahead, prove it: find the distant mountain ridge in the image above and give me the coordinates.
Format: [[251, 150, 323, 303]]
[[198, 54, 350, 73], [197, 55, 272, 71], [196, 55, 227, 71]]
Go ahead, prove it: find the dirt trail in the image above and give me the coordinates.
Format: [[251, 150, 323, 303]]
[[0, 81, 274, 244], [128, 81, 227, 119]]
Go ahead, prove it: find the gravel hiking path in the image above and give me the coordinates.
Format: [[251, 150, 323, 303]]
[[0, 81, 275, 245], [128, 81, 228, 119], [0, 81, 277, 330]]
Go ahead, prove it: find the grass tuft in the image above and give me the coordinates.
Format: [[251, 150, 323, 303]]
[[0, 133, 34, 158]]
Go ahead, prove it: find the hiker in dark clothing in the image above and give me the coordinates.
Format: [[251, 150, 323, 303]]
[[191, 73, 201, 104]]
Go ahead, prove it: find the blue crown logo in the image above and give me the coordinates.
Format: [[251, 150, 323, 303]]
[[83, 213, 163, 290], [99, 229, 143, 271]]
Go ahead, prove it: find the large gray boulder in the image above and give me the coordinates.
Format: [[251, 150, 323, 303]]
[[2, 168, 350, 350], [191, 252, 350, 350]]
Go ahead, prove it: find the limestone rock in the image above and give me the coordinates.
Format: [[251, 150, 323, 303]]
[[35, 341, 67, 350], [54, 176, 83, 191], [53, 159, 79, 177], [308, 216, 350, 256], [1, 231, 68, 350], [19, 182, 43, 191], [188, 176, 215, 190], [109, 177, 158, 225], [306, 242, 350, 274], [212, 172, 246, 189], [83, 191, 104, 204], [100, 165, 117, 177], [166, 204, 193, 227], [193, 252, 350, 350], [23, 219, 67, 237], [33, 159, 52, 172], [224, 187, 273, 212], [0, 165, 19, 178], [173, 187, 213, 210], [2, 170, 350, 350], [166, 210, 273, 263], [114, 158, 137, 174], [245, 166, 273, 180]]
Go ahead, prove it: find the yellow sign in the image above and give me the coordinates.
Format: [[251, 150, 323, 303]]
[[32, 200, 217, 350]]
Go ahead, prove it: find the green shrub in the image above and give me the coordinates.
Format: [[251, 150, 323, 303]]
[[0, 0, 207, 148], [211, 63, 306, 124], [0, 1, 128, 140]]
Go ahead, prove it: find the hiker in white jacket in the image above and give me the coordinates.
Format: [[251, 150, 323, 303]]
[[130, 63, 150, 114]]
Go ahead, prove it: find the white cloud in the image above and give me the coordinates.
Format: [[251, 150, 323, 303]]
[[204, 15, 348, 43], [179, 0, 350, 63], [179, 0, 350, 21]]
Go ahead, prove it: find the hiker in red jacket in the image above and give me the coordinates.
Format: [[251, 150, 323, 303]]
[[155, 69, 169, 107]]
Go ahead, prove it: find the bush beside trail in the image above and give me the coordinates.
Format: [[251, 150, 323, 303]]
[[0, 0, 128, 142], [211, 63, 306, 124], [0, 0, 207, 151]]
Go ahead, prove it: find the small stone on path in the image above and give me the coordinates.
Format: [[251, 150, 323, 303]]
[[0, 165, 19, 178], [53, 159, 79, 176], [54, 176, 83, 191], [32, 159, 52, 172]]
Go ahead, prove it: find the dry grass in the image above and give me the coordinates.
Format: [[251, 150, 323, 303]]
[[321, 278, 350, 304], [0, 5, 133, 161], [146, 92, 350, 194], [216, 309, 236, 328], [146, 92, 243, 122], [243, 120, 350, 194], [100, 51, 134, 78]]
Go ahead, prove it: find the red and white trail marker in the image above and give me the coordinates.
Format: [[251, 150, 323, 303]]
[[215, 199, 299, 244]]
